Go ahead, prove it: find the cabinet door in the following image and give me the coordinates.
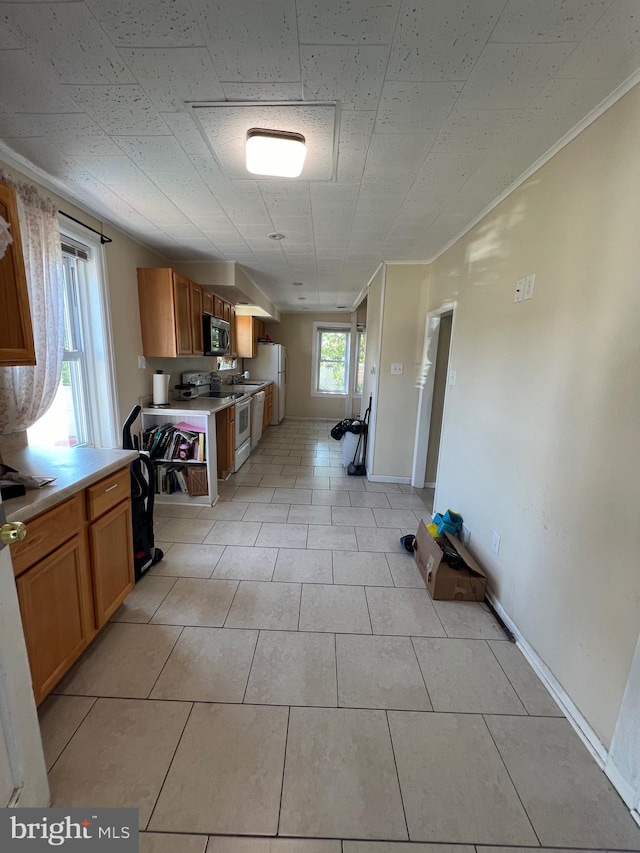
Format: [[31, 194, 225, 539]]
[[172, 273, 193, 355], [190, 281, 203, 354], [203, 290, 214, 315], [16, 535, 92, 705], [212, 296, 224, 320], [235, 315, 256, 358], [227, 409, 236, 473], [0, 182, 36, 367], [89, 500, 134, 628], [229, 306, 237, 357]]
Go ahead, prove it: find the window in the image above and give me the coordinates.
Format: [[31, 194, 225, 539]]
[[354, 327, 366, 395], [28, 226, 119, 448], [312, 323, 351, 395]]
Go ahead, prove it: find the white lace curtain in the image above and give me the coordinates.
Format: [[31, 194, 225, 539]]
[[0, 171, 64, 435]]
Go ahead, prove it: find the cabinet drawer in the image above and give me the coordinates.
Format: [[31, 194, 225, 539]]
[[12, 494, 84, 577], [86, 468, 130, 521]]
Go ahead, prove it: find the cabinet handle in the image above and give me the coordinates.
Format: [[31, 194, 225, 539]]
[[105, 483, 119, 493]]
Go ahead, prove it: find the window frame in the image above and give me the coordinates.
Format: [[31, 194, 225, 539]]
[[310, 322, 352, 397]]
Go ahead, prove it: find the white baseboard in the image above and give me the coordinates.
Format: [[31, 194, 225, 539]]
[[605, 757, 638, 810], [632, 810, 640, 828], [485, 590, 608, 767], [368, 474, 412, 484], [425, 481, 436, 488]]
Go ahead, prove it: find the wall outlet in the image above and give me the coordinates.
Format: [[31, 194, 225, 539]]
[[514, 279, 525, 302], [523, 274, 536, 300], [491, 530, 501, 554], [138, 356, 147, 369], [391, 363, 404, 375], [461, 524, 471, 546]]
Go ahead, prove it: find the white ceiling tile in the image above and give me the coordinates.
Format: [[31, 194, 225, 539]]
[[192, 0, 300, 82], [0, 136, 83, 180], [112, 136, 192, 172], [512, 77, 621, 137], [375, 81, 463, 133], [259, 184, 312, 218], [0, 50, 83, 114], [0, 113, 122, 156], [193, 102, 336, 181], [297, 0, 401, 44], [301, 45, 389, 110], [159, 113, 212, 156], [86, 0, 204, 47], [364, 132, 434, 176], [120, 48, 224, 111], [491, 0, 611, 43], [189, 154, 227, 189], [221, 82, 303, 100], [387, 0, 506, 82], [64, 85, 169, 135], [2, 3, 135, 84], [456, 43, 576, 110], [555, 0, 640, 80], [160, 224, 207, 240], [432, 109, 522, 152], [68, 155, 150, 184]]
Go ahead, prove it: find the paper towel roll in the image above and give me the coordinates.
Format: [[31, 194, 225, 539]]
[[152, 373, 170, 405]]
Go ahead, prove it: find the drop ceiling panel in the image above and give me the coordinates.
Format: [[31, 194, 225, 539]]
[[85, 0, 204, 47], [555, 0, 640, 80], [0, 0, 637, 312], [191, 0, 300, 82], [374, 81, 464, 133], [2, 3, 135, 84], [0, 51, 83, 114], [432, 109, 522, 152], [192, 103, 336, 181], [456, 43, 577, 110], [63, 85, 169, 135], [491, 0, 611, 43], [296, 0, 401, 45], [387, 0, 507, 82], [301, 46, 389, 110], [119, 49, 224, 111]]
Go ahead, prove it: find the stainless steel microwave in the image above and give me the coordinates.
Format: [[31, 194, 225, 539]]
[[203, 315, 230, 356]]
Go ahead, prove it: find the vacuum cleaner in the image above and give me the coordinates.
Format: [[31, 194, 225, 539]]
[[122, 405, 163, 581]]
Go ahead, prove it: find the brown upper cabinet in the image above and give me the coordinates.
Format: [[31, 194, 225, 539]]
[[0, 181, 36, 367], [235, 316, 268, 358], [202, 290, 214, 316], [213, 295, 225, 319], [137, 268, 205, 357]]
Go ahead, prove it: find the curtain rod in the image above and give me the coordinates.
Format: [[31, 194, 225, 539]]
[[59, 211, 112, 244]]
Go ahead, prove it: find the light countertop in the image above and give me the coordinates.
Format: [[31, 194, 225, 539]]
[[2, 446, 139, 523], [140, 381, 272, 416]]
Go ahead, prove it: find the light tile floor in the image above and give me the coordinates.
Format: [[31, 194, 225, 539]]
[[41, 419, 640, 852]]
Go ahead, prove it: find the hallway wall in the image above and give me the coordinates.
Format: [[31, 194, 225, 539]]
[[427, 84, 640, 748]]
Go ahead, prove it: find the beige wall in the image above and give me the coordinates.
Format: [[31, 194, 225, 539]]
[[371, 263, 429, 479], [426, 85, 640, 748], [276, 312, 349, 420], [0, 158, 167, 433]]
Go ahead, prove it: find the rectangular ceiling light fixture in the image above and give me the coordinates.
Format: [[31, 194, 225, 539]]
[[245, 128, 307, 177]]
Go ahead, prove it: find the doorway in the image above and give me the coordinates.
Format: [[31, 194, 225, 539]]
[[411, 303, 456, 497]]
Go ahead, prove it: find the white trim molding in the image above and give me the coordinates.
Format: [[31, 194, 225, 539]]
[[367, 474, 412, 485]]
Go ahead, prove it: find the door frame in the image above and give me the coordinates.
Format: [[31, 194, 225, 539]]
[[0, 499, 49, 807], [411, 301, 456, 490]]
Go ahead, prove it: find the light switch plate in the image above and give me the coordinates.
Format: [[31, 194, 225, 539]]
[[391, 363, 404, 375], [514, 279, 525, 302], [138, 356, 147, 369], [524, 274, 536, 300], [448, 369, 457, 385]]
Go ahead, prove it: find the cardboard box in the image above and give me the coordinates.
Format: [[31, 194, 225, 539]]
[[414, 520, 487, 601]]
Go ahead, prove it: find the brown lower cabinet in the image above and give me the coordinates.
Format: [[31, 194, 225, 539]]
[[13, 466, 134, 705], [215, 405, 235, 480], [263, 383, 273, 431]]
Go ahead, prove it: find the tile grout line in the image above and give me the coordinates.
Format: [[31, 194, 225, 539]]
[[275, 705, 291, 837], [145, 700, 195, 832], [221, 580, 242, 628], [384, 709, 411, 842], [409, 635, 435, 710], [480, 712, 542, 846], [241, 630, 261, 704], [333, 632, 339, 707], [43, 695, 98, 776], [145, 625, 185, 699], [486, 637, 532, 716]]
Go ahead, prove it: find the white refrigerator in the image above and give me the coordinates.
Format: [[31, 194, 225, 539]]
[[247, 343, 286, 424]]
